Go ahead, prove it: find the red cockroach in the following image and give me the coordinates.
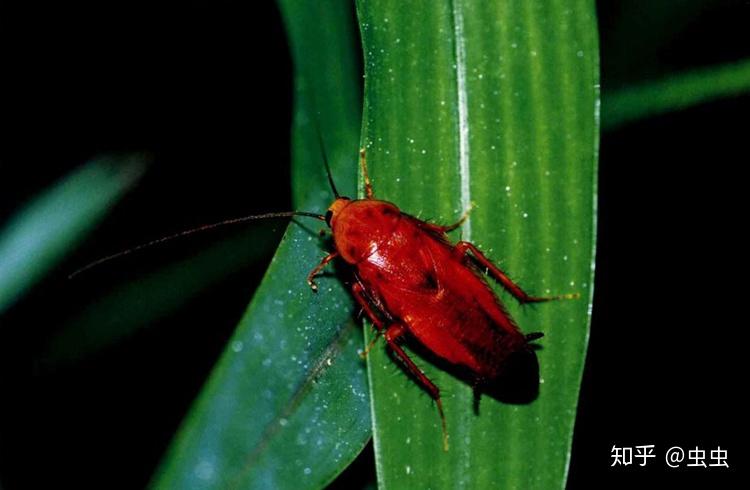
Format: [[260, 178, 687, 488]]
[[72, 147, 573, 451], [311, 151, 575, 450]]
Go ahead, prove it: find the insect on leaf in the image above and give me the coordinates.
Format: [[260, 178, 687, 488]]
[[356, 0, 599, 488]]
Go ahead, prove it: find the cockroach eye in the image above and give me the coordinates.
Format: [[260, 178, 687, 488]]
[[325, 210, 333, 227]]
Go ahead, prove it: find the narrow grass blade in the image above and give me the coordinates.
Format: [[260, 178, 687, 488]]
[[603, 58, 750, 130], [0, 156, 144, 314]]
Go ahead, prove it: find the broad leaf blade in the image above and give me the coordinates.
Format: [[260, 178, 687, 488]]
[[356, 1, 598, 488], [0, 156, 144, 314], [152, 1, 369, 488]]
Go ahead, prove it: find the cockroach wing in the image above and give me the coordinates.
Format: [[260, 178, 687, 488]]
[[355, 215, 527, 380]]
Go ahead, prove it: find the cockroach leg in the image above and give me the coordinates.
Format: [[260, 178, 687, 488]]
[[351, 283, 385, 331], [436, 202, 474, 233], [352, 283, 386, 358], [359, 148, 374, 199], [306, 251, 338, 292], [359, 330, 382, 359], [385, 324, 449, 451], [454, 241, 577, 304]]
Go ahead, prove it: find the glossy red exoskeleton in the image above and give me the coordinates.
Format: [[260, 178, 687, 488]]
[[307, 151, 572, 449]]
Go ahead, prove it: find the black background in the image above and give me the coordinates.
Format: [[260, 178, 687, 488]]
[[6, 1, 746, 488]]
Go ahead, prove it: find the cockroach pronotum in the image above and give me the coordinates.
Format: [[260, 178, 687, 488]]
[[72, 144, 575, 451]]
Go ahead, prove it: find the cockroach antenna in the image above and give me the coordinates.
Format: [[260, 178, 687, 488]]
[[68, 211, 325, 279], [71, 122, 342, 280], [313, 118, 340, 199]]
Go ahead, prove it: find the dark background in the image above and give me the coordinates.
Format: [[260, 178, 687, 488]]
[[5, 1, 746, 488]]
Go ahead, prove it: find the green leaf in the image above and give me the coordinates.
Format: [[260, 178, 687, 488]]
[[602, 58, 750, 130], [151, 1, 369, 488], [356, 1, 598, 488], [0, 156, 144, 314]]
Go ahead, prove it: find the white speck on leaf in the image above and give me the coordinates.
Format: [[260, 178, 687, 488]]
[[194, 460, 214, 481]]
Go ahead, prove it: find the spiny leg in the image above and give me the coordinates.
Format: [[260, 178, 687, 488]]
[[306, 251, 338, 292], [351, 282, 385, 358], [435, 202, 475, 233], [384, 324, 449, 451], [351, 283, 386, 331], [353, 285, 449, 448], [359, 148, 374, 199], [360, 330, 382, 359], [454, 241, 578, 304]]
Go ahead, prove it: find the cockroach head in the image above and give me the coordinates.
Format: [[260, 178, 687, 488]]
[[325, 196, 351, 227]]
